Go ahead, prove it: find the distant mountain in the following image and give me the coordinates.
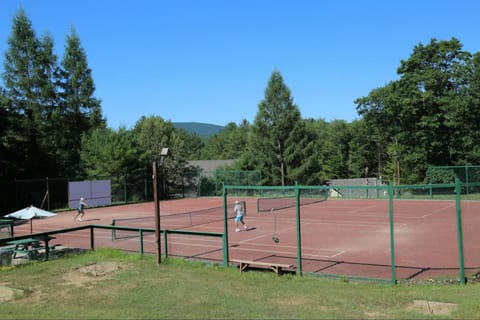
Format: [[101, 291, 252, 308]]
[[173, 122, 224, 138]]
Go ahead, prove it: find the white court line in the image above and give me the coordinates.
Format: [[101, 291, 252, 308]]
[[168, 241, 221, 249], [419, 204, 455, 218], [328, 250, 346, 258], [302, 220, 391, 227], [239, 224, 299, 243], [187, 217, 397, 229]]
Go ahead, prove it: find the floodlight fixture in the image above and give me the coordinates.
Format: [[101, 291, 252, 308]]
[[161, 148, 169, 157]]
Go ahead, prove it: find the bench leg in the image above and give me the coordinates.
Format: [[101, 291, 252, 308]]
[[239, 263, 249, 272], [271, 266, 281, 276]]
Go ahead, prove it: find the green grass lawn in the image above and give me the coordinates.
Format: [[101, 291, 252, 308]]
[[1, 249, 479, 319]]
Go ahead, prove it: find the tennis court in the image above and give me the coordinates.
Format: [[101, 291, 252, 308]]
[[6, 195, 480, 282]]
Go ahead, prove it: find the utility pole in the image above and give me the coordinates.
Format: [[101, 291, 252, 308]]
[[153, 148, 170, 266], [153, 160, 161, 265]]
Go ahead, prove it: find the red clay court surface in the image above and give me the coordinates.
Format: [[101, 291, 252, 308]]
[[6, 197, 480, 281]]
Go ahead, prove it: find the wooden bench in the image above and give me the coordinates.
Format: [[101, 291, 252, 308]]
[[230, 259, 294, 276]]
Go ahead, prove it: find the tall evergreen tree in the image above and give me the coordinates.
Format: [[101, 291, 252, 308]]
[[284, 119, 323, 184], [60, 28, 105, 176], [1, 10, 106, 179], [2, 9, 49, 178], [0, 88, 17, 177], [35, 32, 65, 174], [246, 70, 304, 186]]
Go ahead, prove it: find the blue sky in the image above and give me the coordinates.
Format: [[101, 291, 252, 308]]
[[1, 0, 480, 129]]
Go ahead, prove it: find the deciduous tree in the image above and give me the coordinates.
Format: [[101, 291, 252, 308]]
[[356, 38, 479, 183], [201, 121, 250, 160]]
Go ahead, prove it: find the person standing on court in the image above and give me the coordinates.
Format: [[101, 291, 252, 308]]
[[74, 197, 88, 222], [234, 200, 247, 232]]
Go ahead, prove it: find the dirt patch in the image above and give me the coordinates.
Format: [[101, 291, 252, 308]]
[[62, 262, 126, 287], [1, 262, 127, 302], [407, 300, 457, 316], [0, 285, 23, 302], [364, 311, 388, 318], [270, 295, 317, 307]]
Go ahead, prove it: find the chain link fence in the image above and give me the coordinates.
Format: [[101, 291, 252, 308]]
[[0, 170, 261, 215], [0, 175, 155, 215]]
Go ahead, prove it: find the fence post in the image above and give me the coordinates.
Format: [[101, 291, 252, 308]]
[[465, 165, 469, 196], [144, 175, 148, 201], [223, 185, 229, 266], [197, 172, 201, 197], [388, 184, 397, 284], [428, 166, 433, 198], [90, 227, 95, 251], [139, 229, 144, 255], [15, 178, 18, 209], [163, 230, 168, 258], [295, 182, 302, 275], [124, 174, 127, 204], [46, 177, 50, 210], [111, 221, 116, 241], [455, 178, 466, 285]]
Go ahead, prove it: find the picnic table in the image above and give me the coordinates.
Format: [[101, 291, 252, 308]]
[[7, 236, 57, 260]]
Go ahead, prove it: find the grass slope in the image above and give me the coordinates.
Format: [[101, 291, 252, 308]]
[[1, 249, 479, 319]]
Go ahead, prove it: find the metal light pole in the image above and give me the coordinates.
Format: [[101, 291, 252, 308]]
[[153, 147, 169, 266]]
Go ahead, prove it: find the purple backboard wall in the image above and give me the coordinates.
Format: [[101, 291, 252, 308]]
[[68, 180, 112, 209]]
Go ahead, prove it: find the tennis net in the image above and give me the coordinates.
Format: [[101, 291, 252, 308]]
[[256, 189, 327, 212], [111, 201, 245, 240]]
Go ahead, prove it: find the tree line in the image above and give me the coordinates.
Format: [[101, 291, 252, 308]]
[[2, 10, 480, 188], [1, 9, 104, 179]]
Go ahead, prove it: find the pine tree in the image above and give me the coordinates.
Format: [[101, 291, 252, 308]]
[[2, 9, 49, 177], [248, 70, 304, 186], [60, 27, 106, 176], [0, 87, 16, 177]]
